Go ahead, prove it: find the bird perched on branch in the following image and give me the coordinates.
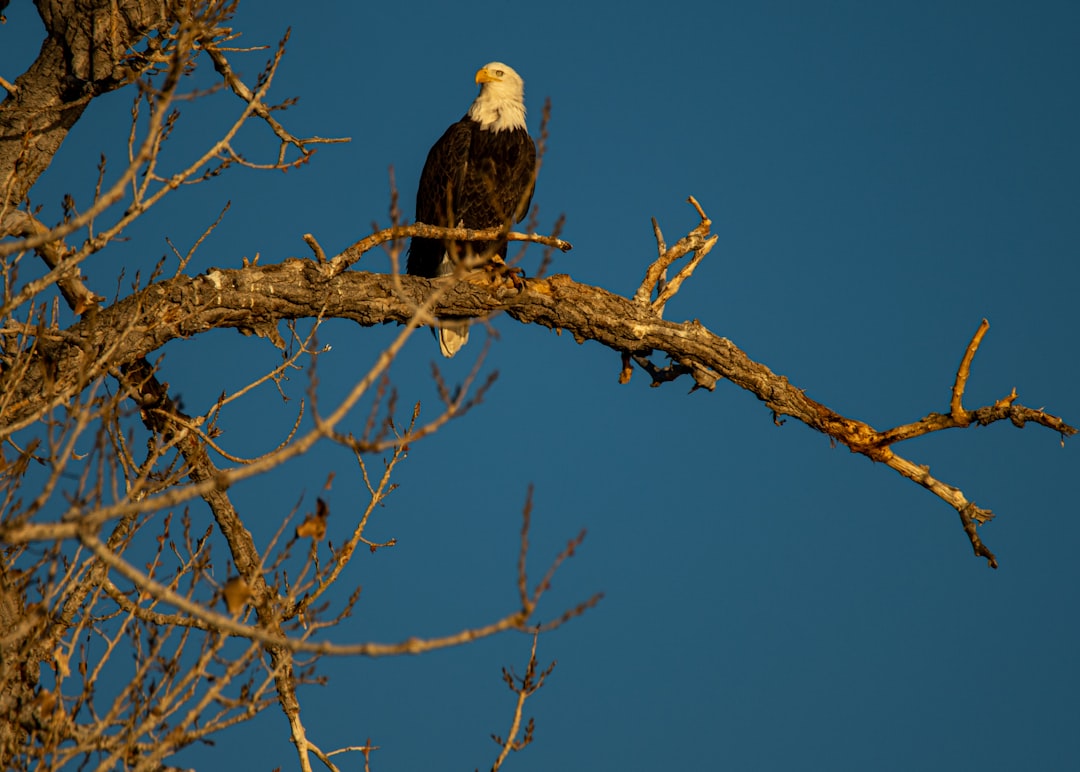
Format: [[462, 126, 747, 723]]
[[407, 62, 537, 357]]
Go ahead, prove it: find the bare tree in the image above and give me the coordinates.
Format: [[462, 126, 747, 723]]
[[1, 2, 1074, 771]]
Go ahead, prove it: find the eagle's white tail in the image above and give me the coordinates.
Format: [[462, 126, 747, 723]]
[[438, 323, 469, 358]]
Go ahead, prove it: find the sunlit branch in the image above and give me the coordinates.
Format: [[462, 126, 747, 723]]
[[328, 223, 572, 275]]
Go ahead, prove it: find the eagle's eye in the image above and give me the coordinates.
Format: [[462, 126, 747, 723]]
[[494, 69, 504, 77]]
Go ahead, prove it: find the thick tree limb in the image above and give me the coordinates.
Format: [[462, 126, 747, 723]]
[[2, 256, 1073, 565], [3, 259, 1072, 450]]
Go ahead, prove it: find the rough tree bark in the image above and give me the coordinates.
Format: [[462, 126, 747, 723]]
[[1, 0, 173, 204]]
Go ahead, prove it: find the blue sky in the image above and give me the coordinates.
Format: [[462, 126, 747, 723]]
[[4, 1, 1079, 769]]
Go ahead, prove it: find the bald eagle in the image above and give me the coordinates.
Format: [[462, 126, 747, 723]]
[[407, 62, 537, 357]]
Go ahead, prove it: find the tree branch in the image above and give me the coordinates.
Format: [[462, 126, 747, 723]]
[[2, 242, 1072, 565]]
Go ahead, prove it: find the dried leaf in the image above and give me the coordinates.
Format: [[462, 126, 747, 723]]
[[296, 498, 329, 540], [53, 649, 70, 678], [223, 576, 251, 614]]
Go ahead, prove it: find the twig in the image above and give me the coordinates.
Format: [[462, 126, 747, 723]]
[[203, 33, 349, 164], [490, 632, 554, 771], [879, 449, 997, 567], [329, 223, 572, 275], [70, 483, 599, 655], [633, 196, 713, 310], [950, 318, 990, 421], [304, 233, 327, 264]]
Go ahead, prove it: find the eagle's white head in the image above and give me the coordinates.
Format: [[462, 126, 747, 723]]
[[468, 62, 527, 132]]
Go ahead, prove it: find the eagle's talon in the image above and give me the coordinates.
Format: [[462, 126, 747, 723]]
[[506, 266, 527, 291], [484, 261, 526, 290]]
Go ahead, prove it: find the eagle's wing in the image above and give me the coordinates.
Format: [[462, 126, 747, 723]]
[[407, 118, 472, 278]]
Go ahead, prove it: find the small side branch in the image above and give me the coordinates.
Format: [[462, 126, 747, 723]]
[[328, 223, 572, 276], [490, 632, 554, 772], [0, 211, 104, 314], [881, 450, 997, 568], [950, 318, 990, 421], [633, 196, 715, 316], [623, 197, 719, 388]]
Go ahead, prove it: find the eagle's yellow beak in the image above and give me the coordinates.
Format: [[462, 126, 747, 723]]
[[475, 67, 500, 84]]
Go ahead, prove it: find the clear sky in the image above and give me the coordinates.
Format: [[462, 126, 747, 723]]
[[4, 1, 1079, 769]]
